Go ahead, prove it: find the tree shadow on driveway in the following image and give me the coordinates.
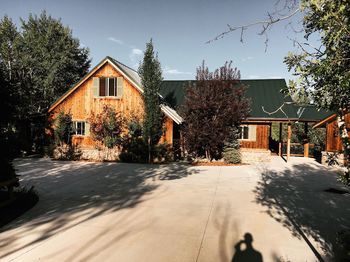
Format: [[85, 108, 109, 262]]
[[0, 158, 199, 260], [253, 160, 350, 260]]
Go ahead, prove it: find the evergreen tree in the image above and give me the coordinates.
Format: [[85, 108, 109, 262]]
[[138, 39, 163, 163]]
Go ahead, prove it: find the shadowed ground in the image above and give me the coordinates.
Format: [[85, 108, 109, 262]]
[[0, 157, 347, 261]]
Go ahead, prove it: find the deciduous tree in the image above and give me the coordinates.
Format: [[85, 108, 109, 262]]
[[0, 11, 91, 153], [182, 61, 250, 161], [284, 0, 350, 184]]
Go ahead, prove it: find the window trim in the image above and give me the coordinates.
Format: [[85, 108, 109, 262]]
[[238, 125, 256, 141], [99, 77, 117, 97], [72, 120, 86, 136]]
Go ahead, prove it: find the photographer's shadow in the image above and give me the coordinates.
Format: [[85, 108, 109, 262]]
[[232, 233, 263, 262]]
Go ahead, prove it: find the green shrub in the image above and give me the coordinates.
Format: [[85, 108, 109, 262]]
[[119, 137, 148, 163], [153, 143, 173, 162], [223, 127, 241, 164], [55, 111, 73, 145], [223, 148, 241, 164], [54, 143, 82, 161], [119, 119, 173, 163]]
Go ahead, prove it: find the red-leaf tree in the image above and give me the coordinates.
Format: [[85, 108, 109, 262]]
[[182, 61, 250, 160]]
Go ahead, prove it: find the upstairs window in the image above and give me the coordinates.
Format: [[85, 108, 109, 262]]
[[99, 77, 117, 97], [73, 121, 86, 136]]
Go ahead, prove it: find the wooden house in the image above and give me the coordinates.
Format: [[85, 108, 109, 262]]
[[48, 56, 183, 149], [160, 79, 330, 161], [49, 56, 330, 161], [313, 113, 350, 152]]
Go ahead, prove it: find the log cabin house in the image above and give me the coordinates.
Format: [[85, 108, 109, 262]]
[[49, 56, 330, 161]]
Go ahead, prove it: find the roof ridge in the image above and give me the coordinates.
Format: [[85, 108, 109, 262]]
[[107, 56, 138, 74]]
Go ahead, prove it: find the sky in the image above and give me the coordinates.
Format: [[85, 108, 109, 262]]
[[0, 0, 308, 81]]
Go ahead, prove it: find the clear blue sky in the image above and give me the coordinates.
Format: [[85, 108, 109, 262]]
[[0, 0, 306, 81]]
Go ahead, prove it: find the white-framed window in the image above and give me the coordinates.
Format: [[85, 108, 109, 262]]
[[99, 77, 117, 97], [239, 125, 256, 141], [73, 121, 86, 136]]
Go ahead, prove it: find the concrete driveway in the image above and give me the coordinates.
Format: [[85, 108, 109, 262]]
[[1, 157, 349, 261]]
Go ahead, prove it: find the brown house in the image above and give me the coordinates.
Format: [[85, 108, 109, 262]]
[[314, 113, 350, 152], [49, 56, 330, 162], [160, 79, 331, 161], [48, 56, 183, 149]]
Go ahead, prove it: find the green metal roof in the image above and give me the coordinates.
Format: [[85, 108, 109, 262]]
[[160, 79, 332, 122]]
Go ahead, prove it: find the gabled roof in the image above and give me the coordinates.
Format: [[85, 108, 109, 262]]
[[160, 79, 332, 122], [48, 56, 183, 124]]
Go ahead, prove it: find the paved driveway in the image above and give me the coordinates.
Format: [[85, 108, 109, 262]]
[[1, 157, 349, 261]]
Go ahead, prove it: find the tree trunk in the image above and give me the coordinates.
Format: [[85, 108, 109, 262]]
[[205, 148, 211, 162], [148, 137, 152, 164]]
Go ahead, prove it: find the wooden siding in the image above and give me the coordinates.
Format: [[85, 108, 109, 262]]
[[325, 113, 350, 152], [51, 62, 173, 147], [240, 124, 269, 149], [159, 116, 173, 145]]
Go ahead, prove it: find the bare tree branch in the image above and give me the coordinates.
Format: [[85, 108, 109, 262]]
[[261, 102, 292, 120], [206, 7, 300, 51]]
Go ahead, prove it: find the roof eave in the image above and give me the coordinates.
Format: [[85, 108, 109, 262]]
[[313, 113, 337, 128]]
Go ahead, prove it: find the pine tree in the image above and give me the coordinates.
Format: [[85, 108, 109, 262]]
[[138, 39, 164, 163]]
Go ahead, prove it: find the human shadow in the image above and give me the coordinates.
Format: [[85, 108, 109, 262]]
[[254, 159, 350, 261], [232, 233, 263, 262], [0, 158, 199, 260]]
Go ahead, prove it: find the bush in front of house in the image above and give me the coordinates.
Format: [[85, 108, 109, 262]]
[[153, 142, 173, 163], [119, 119, 172, 163], [54, 143, 82, 161], [55, 111, 74, 145], [119, 119, 148, 163], [223, 127, 241, 164], [53, 111, 81, 160], [88, 105, 124, 149]]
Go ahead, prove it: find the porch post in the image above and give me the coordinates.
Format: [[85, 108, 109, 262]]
[[304, 122, 309, 158], [279, 122, 282, 156], [287, 123, 292, 161]]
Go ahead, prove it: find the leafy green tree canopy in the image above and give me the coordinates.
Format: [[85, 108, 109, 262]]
[[285, 0, 350, 112], [19, 11, 90, 116]]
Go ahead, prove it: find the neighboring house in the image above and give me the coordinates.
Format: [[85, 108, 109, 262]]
[[313, 113, 350, 165], [48, 56, 182, 149], [160, 79, 330, 161]]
